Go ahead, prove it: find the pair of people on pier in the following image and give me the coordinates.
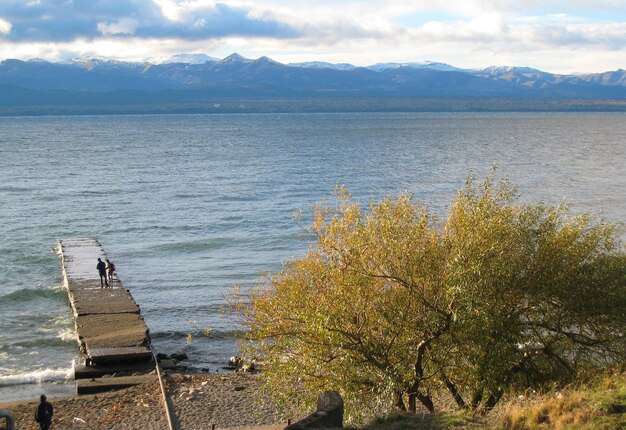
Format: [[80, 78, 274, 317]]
[[96, 258, 116, 287]]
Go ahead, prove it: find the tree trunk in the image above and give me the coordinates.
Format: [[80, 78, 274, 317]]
[[471, 388, 483, 410], [395, 391, 406, 412], [406, 381, 433, 414], [408, 392, 417, 414], [483, 390, 503, 411], [417, 392, 435, 414], [443, 376, 467, 409]]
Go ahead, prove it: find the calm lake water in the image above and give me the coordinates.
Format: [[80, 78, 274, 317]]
[[1, 112, 624, 402]]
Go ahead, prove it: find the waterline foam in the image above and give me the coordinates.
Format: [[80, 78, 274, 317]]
[[0, 366, 73, 386]]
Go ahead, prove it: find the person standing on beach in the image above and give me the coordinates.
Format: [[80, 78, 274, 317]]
[[105, 258, 116, 283], [97, 258, 108, 287], [35, 394, 53, 430]]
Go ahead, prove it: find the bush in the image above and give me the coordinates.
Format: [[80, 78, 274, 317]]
[[235, 173, 626, 422]]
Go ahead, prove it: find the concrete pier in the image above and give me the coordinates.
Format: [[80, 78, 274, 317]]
[[57, 238, 154, 394]]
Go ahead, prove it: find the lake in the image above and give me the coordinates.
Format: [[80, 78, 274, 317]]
[[1, 112, 624, 402]]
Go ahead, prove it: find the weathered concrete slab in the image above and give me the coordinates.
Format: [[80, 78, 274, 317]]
[[70, 288, 140, 316], [75, 361, 155, 379], [76, 374, 157, 395], [58, 238, 153, 370], [70, 287, 135, 302], [66, 278, 122, 293], [59, 238, 109, 280], [86, 346, 153, 364], [76, 313, 149, 349]]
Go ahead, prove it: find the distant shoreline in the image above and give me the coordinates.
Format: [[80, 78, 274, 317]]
[[1, 98, 626, 116]]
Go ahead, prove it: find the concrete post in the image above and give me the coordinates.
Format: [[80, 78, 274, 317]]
[[316, 391, 343, 427], [284, 391, 344, 429], [0, 409, 15, 430]]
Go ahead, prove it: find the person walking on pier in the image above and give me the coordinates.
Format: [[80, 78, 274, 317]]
[[97, 258, 108, 287], [35, 394, 53, 430], [105, 258, 116, 282]]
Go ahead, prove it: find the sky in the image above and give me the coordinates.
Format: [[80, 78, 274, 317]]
[[0, 0, 625, 74]]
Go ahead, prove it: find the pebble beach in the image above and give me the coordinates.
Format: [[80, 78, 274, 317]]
[[0, 372, 297, 430]]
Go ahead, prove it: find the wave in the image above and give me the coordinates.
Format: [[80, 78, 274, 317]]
[[57, 328, 77, 342], [151, 328, 244, 341], [0, 366, 73, 386], [143, 302, 224, 315], [0, 287, 66, 305], [218, 194, 262, 202], [0, 336, 75, 350], [149, 237, 246, 253], [0, 185, 33, 193], [173, 193, 204, 199], [73, 190, 110, 196], [107, 224, 198, 235]]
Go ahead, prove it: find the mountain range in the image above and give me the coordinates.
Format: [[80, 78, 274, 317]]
[[1, 53, 625, 114]]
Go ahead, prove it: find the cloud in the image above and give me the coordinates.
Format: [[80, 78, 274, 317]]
[[240, 1, 399, 44], [0, 0, 299, 41], [0, 17, 11, 34], [2, 0, 623, 48], [97, 18, 139, 36], [0, 0, 155, 41], [419, 13, 507, 41], [530, 22, 626, 49], [137, 3, 300, 39], [400, 11, 626, 53], [388, 0, 626, 16], [0, 0, 624, 73]]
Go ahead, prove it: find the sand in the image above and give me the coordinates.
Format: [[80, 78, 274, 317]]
[[0, 372, 298, 430]]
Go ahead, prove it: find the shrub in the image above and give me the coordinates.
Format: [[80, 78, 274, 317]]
[[236, 174, 626, 421]]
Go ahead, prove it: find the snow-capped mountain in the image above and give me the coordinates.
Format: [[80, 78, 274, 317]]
[[289, 61, 358, 71], [218, 53, 254, 64], [156, 53, 219, 65], [368, 61, 465, 72], [1, 53, 624, 114]]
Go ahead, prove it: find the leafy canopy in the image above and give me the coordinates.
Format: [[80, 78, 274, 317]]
[[236, 175, 625, 421]]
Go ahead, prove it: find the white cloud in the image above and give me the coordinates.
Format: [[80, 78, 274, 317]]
[[420, 13, 506, 40], [0, 17, 11, 35], [0, 0, 624, 73], [570, 22, 626, 47], [97, 18, 139, 36], [152, 0, 193, 22]]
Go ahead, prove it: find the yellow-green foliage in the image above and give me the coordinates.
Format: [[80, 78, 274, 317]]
[[235, 173, 626, 422]]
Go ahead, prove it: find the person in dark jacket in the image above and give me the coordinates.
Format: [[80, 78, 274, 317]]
[[35, 394, 53, 430], [97, 258, 108, 287]]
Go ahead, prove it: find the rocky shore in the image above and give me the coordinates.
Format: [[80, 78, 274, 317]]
[[1, 372, 296, 430]]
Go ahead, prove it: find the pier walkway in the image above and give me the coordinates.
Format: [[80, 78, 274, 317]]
[[57, 238, 155, 394]]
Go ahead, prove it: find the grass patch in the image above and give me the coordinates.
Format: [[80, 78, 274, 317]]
[[352, 369, 625, 430], [349, 411, 481, 430], [495, 369, 626, 430]]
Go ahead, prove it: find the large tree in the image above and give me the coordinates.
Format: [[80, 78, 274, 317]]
[[236, 175, 625, 421]]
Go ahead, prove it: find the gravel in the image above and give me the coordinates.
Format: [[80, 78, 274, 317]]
[[1, 372, 297, 430]]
